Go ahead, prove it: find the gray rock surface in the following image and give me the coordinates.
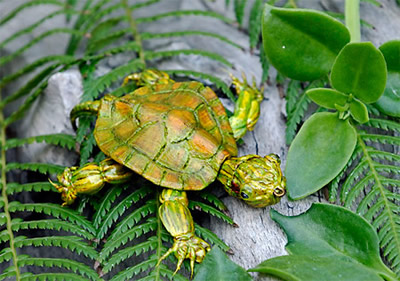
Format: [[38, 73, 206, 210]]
[[1, 0, 399, 280], [16, 70, 82, 166]]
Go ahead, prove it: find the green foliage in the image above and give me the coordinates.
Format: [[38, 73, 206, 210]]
[[250, 203, 397, 281], [0, 0, 246, 279], [285, 112, 357, 199], [261, 3, 399, 276], [193, 247, 252, 281], [330, 42, 387, 104], [375, 40, 400, 117], [262, 5, 350, 81], [329, 118, 400, 275]]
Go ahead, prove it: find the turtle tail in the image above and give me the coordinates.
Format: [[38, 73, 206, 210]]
[[70, 100, 101, 130]]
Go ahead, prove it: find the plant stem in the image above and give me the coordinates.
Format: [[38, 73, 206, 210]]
[[345, 0, 361, 42], [122, 0, 146, 67], [0, 92, 21, 280]]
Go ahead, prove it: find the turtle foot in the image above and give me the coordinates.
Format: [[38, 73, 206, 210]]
[[157, 234, 210, 278]]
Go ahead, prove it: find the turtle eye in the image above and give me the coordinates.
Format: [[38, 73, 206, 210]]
[[240, 192, 249, 199], [274, 187, 285, 197]]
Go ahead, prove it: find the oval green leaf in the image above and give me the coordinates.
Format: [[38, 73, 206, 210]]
[[285, 112, 357, 199], [193, 247, 252, 281], [261, 5, 350, 81], [379, 40, 400, 72], [331, 42, 387, 104], [306, 88, 348, 109], [375, 40, 400, 117], [249, 203, 396, 281], [350, 98, 369, 123]]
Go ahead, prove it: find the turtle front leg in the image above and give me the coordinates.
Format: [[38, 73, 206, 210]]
[[229, 73, 264, 140], [157, 189, 210, 277], [50, 158, 132, 206]]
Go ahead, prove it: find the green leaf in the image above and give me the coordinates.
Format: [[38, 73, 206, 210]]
[[285, 112, 357, 199], [331, 42, 387, 104], [350, 98, 369, 123], [262, 5, 350, 81], [306, 88, 348, 109], [193, 247, 252, 281], [379, 40, 400, 72], [375, 40, 400, 117], [250, 203, 397, 281]]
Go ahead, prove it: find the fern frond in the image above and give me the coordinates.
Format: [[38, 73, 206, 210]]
[[82, 59, 144, 102], [340, 159, 369, 202], [151, 265, 187, 281], [330, 127, 400, 274], [99, 218, 157, 262], [164, 69, 235, 101], [92, 185, 125, 229], [87, 30, 128, 54], [7, 182, 55, 194], [107, 200, 157, 241], [10, 219, 94, 240], [249, 0, 263, 48], [102, 238, 158, 273], [0, 0, 63, 26], [194, 223, 230, 251], [136, 10, 233, 24], [79, 132, 96, 166], [360, 133, 400, 146], [189, 201, 235, 225], [234, 0, 247, 26], [7, 202, 96, 234], [285, 86, 311, 144], [0, 248, 13, 263], [0, 28, 84, 66], [0, 55, 75, 91], [109, 258, 158, 281], [20, 272, 93, 281], [197, 191, 228, 212], [95, 186, 152, 240], [5, 134, 75, 150], [13, 236, 98, 259], [18, 257, 99, 281], [4, 81, 49, 126], [0, 9, 78, 48], [142, 31, 242, 49], [6, 162, 65, 175], [0, 65, 55, 110], [145, 50, 232, 67], [365, 118, 400, 133]]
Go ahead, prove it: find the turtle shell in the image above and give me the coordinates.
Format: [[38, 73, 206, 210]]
[[94, 81, 238, 190]]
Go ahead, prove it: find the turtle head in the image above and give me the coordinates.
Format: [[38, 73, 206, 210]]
[[218, 154, 286, 208]]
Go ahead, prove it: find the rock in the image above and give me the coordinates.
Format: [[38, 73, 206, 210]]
[[16, 70, 83, 166]]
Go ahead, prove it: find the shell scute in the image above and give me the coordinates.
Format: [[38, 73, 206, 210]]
[[158, 142, 189, 170], [131, 122, 165, 159], [188, 129, 219, 159], [166, 109, 196, 142]]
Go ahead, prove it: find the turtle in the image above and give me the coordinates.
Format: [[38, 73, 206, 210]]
[[50, 69, 286, 276]]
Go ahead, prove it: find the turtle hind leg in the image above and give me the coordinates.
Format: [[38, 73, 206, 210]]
[[157, 189, 210, 278], [70, 100, 101, 130]]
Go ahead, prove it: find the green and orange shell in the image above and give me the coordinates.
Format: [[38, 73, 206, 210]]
[[94, 81, 238, 191]]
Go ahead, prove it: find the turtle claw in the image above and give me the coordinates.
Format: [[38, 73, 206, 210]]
[[157, 234, 210, 278]]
